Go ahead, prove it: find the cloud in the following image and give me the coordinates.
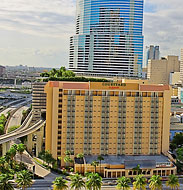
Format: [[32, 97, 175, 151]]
[[144, 0, 183, 57], [0, 0, 75, 38], [0, 0, 182, 67]]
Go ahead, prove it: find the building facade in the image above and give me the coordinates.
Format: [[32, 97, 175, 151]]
[[75, 155, 176, 178], [32, 82, 47, 123], [146, 45, 160, 67], [0, 66, 5, 77], [45, 81, 171, 170], [180, 49, 183, 82], [69, 0, 144, 78], [147, 56, 180, 84], [169, 72, 181, 85]]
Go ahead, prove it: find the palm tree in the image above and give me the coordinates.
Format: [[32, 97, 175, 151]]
[[116, 176, 131, 190], [97, 155, 104, 175], [65, 150, 71, 156], [64, 155, 73, 167], [91, 161, 99, 173], [133, 174, 147, 190], [0, 157, 6, 173], [86, 172, 102, 190], [70, 173, 85, 190], [4, 152, 11, 164], [53, 176, 68, 190], [166, 174, 179, 190], [12, 144, 17, 150], [17, 144, 26, 162], [0, 174, 14, 190], [8, 147, 17, 161], [148, 175, 162, 190], [76, 153, 84, 174], [133, 165, 142, 175], [16, 170, 32, 190]]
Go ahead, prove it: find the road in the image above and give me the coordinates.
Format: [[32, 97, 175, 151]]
[[0, 119, 45, 144], [6, 106, 29, 133], [0, 107, 14, 116], [24, 180, 183, 190]]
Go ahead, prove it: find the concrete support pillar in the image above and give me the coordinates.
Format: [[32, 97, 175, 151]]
[[2, 142, 11, 156]]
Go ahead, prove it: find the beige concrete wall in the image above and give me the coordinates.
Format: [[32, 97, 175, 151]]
[[147, 56, 180, 84], [74, 96, 85, 155], [125, 97, 135, 155], [170, 72, 180, 85], [141, 97, 151, 154], [44, 82, 53, 152], [162, 90, 171, 153], [91, 96, 102, 155], [51, 88, 59, 158], [108, 97, 118, 155], [26, 125, 44, 157], [61, 95, 68, 166]]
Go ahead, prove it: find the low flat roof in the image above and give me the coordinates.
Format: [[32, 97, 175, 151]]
[[84, 155, 170, 169]]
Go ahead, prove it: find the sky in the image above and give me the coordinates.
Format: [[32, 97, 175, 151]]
[[0, 0, 182, 68]]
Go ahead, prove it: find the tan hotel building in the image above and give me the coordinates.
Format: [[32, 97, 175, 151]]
[[44, 81, 176, 177]]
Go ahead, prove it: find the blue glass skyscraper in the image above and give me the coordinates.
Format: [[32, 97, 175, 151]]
[[69, 0, 144, 77]]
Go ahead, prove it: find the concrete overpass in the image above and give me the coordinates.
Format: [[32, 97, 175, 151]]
[[0, 99, 45, 156]]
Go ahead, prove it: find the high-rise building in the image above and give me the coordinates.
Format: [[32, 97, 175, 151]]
[[0, 66, 5, 77], [44, 81, 175, 177], [180, 49, 183, 82], [32, 82, 46, 123], [146, 45, 160, 67], [147, 56, 180, 84], [69, 0, 144, 78]]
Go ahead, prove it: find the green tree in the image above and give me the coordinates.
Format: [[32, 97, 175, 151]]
[[53, 176, 68, 190], [16, 170, 32, 190], [0, 114, 7, 126], [64, 155, 73, 167], [0, 174, 14, 190], [76, 153, 84, 174], [148, 175, 162, 190], [171, 133, 183, 149], [176, 148, 183, 161], [91, 161, 99, 173], [0, 157, 6, 173], [65, 150, 71, 156], [97, 155, 104, 175], [133, 174, 147, 190], [166, 174, 179, 190], [40, 72, 50, 77], [0, 124, 4, 135], [63, 70, 75, 77], [8, 147, 17, 161], [70, 173, 85, 190], [86, 172, 102, 190], [38, 150, 56, 166], [8, 125, 20, 133], [22, 110, 27, 118], [0, 156, 13, 174], [49, 68, 57, 77], [116, 176, 131, 190], [4, 152, 11, 164], [17, 144, 26, 162]]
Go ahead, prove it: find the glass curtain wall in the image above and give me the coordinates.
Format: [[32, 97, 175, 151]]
[[69, 0, 144, 78]]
